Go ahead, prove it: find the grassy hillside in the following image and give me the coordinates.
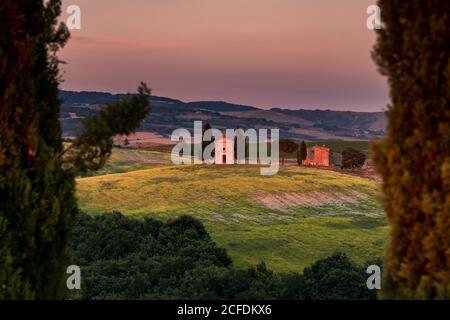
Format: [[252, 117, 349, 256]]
[[93, 148, 172, 175], [76, 152, 387, 272]]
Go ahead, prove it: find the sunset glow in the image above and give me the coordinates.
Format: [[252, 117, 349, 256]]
[[60, 0, 389, 111]]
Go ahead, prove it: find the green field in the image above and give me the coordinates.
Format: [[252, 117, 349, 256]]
[[76, 148, 387, 272], [93, 148, 172, 175]]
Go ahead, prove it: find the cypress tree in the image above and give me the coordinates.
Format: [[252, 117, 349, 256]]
[[296, 148, 301, 166], [201, 123, 213, 161], [300, 141, 307, 165], [0, 0, 150, 299], [372, 0, 450, 299], [0, 0, 75, 299]]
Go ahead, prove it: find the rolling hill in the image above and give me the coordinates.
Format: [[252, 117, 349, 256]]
[[76, 149, 387, 272], [60, 90, 387, 141]]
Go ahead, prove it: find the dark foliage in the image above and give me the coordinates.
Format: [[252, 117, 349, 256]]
[[371, 0, 450, 298], [201, 123, 214, 161], [341, 148, 366, 169], [71, 213, 378, 300], [293, 253, 376, 300], [0, 0, 150, 298], [297, 141, 307, 165], [279, 139, 298, 165], [0, 0, 76, 299]]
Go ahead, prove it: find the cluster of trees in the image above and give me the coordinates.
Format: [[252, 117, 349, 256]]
[[279, 139, 307, 165], [71, 212, 377, 300]]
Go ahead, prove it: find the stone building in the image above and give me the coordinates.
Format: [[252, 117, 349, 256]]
[[302, 145, 330, 167]]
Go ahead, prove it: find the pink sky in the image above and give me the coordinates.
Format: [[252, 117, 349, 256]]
[[60, 0, 389, 111]]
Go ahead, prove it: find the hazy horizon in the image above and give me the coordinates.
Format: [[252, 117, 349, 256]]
[[60, 0, 390, 112], [61, 88, 387, 114]]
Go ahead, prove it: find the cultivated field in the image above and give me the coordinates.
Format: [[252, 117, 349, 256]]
[[77, 148, 387, 272]]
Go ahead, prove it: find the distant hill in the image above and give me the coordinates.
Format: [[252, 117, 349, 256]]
[[185, 101, 257, 112], [59, 90, 386, 141]]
